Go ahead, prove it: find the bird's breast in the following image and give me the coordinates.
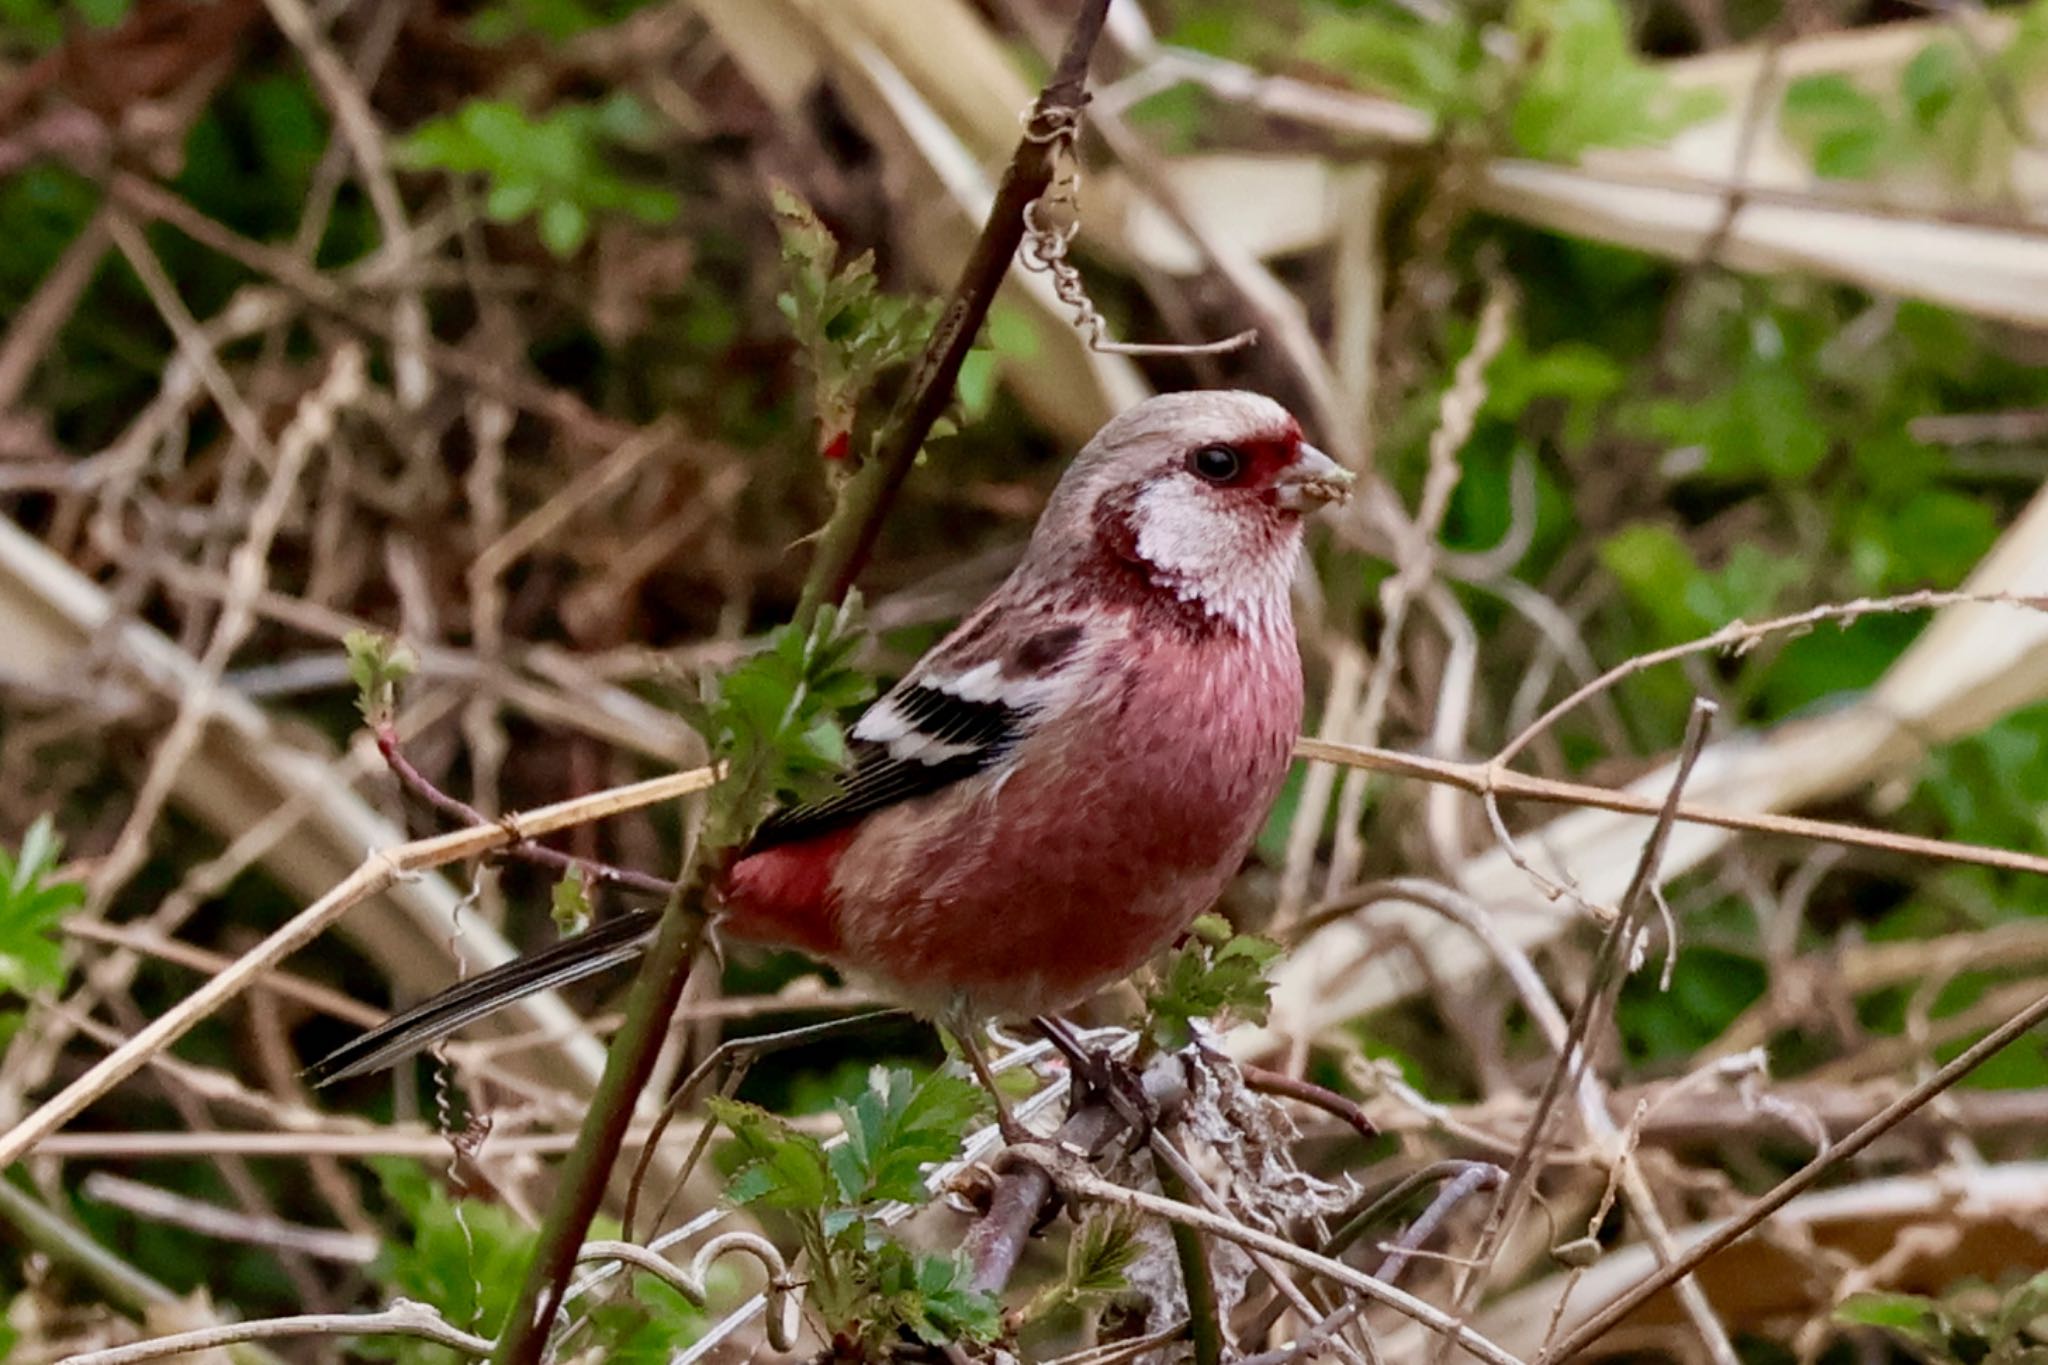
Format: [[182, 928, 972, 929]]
[[827, 626, 1303, 1018]]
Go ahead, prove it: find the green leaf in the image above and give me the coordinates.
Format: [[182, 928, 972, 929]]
[[685, 595, 874, 854], [1901, 40, 1967, 133], [1837, 1291, 1943, 1332], [827, 1067, 986, 1206], [708, 1098, 834, 1211], [550, 867, 591, 935], [364, 1158, 538, 1363], [0, 815, 82, 998], [1507, 0, 1723, 159], [344, 630, 417, 725], [1600, 524, 1708, 643], [397, 96, 678, 256], [538, 198, 590, 257], [1066, 1211, 1143, 1299], [1782, 73, 1896, 179], [1146, 922, 1283, 1051], [868, 1243, 1002, 1346], [772, 183, 939, 459], [579, 1272, 710, 1363]]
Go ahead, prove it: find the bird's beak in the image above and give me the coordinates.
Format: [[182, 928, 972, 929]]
[[1274, 443, 1354, 512]]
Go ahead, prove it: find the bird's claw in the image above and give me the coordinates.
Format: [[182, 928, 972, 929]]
[[1064, 1047, 1158, 1153]]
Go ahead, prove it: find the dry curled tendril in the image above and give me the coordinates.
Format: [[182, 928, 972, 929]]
[[1018, 99, 1256, 359]]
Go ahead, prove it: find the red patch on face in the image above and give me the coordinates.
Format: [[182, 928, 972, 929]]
[[821, 429, 851, 461], [1237, 416, 1303, 488]]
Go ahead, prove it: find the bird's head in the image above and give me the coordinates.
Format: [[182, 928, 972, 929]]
[[1028, 390, 1352, 636]]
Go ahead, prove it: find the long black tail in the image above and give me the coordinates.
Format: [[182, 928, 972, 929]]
[[306, 910, 660, 1086]]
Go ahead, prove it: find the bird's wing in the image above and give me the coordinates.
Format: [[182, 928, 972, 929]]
[[744, 610, 1097, 850]]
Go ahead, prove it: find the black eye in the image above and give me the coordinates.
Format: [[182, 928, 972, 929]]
[[1187, 444, 1243, 484]]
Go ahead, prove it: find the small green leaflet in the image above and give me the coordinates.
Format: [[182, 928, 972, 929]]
[[550, 866, 592, 935], [828, 1066, 987, 1206], [0, 816, 83, 998], [1146, 914, 1284, 1051], [772, 183, 939, 462], [705, 1097, 835, 1212], [344, 629, 417, 725], [680, 595, 874, 853]]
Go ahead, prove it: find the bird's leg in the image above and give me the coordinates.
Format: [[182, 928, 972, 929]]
[[949, 1023, 1033, 1147], [1034, 1015, 1158, 1148]]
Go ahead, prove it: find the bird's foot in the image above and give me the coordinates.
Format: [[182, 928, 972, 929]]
[[1038, 1018, 1157, 1151], [949, 1024, 1035, 1147]]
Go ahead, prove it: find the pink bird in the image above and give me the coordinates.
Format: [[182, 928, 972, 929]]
[[310, 391, 1351, 1092]]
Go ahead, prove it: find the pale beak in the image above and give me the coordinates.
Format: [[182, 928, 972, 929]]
[[1274, 443, 1354, 511]]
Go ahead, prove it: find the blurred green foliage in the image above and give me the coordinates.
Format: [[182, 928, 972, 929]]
[[1837, 1271, 2048, 1365], [367, 1158, 709, 1362], [397, 95, 680, 256], [1783, 4, 2048, 191], [0, 817, 82, 1043]]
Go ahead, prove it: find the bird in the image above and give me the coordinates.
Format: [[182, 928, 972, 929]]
[[307, 390, 1352, 1098]]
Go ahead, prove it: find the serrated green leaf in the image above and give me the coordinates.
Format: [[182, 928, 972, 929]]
[[1146, 923, 1283, 1050], [1066, 1211, 1143, 1298], [708, 1098, 834, 1211], [0, 816, 81, 997], [829, 1067, 986, 1206]]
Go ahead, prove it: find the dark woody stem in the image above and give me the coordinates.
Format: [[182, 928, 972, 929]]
[[489, 4, 1119, 1360], [795, 0, 1116, 626]]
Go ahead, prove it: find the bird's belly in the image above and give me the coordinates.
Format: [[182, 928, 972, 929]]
[[830, 635, 1300, 1019]]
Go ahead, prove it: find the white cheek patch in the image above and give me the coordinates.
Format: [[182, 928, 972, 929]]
[[1131, 478, 1298, 637]]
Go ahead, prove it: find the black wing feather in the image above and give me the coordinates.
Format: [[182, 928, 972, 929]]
[[306, 661, 1050, 1083], [305, 909, 659, 1086], [745, 683, 1024, 850]]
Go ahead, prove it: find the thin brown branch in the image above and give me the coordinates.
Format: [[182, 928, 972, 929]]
[[1439, 701, 1722, 1364], [1293, 736, 2048, 881], [0, 766, 716, 1167], [373, 722, 677, 900], [1541, 983, 2048, 1361], [795, 0, 1116, 620]]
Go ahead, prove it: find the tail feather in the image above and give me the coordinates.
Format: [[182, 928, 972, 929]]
[[305, 910, 660, 1086]]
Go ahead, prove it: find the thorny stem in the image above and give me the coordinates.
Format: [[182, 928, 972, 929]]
[[495, 5, 1120, 1355], [1542, 979, 2048, 1361], [795, 0, 1116, 623], [1434, 700, 1719, 1365], [489, 870, 709, 1365], [374, 723, 677, 900]]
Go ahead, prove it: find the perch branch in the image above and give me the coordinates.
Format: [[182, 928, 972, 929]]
[[795, 0, 1116, 621], [491, 7, 1121, 1354]]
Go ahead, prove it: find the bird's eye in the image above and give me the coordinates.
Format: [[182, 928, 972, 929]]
[[1187, 444, 1243, 484]]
